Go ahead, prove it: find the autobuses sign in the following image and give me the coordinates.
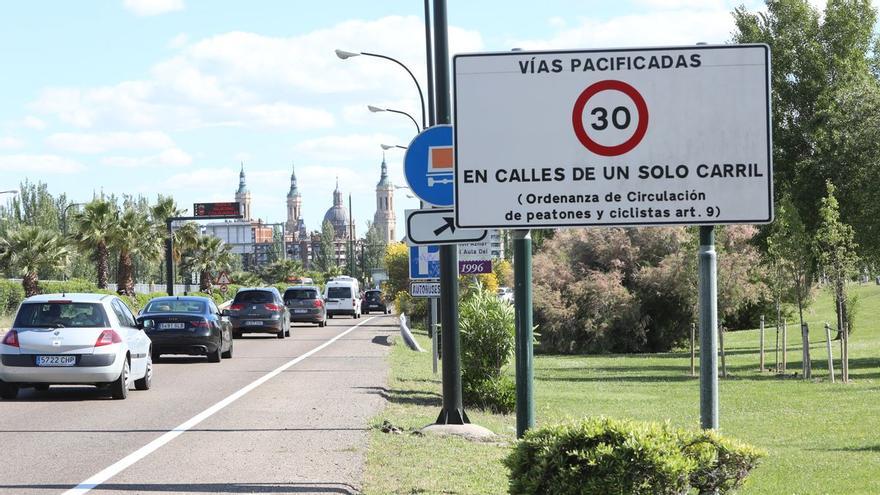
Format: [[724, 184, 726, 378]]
[[452, 44, 773, 229]]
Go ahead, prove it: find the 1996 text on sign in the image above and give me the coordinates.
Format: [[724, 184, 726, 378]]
[[452, 45, 772, 229]]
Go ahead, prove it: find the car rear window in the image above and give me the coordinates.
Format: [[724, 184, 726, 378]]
[[285, 289, 318, 301], [14, 302, 109, 328], [327, 287, 352, 299], [365, 291, 382, 301], [233, 290, 274, 304], [143, 300, 205, 314]]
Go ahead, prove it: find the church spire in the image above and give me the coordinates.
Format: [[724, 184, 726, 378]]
[[287, 162, 300, 198], [333, 177, 343, 206], [237, 162, 248, 194], [377, 153, 391, 187]]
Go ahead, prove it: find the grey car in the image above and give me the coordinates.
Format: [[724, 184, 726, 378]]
[[284, 286, 327, 327], [225, 288, 290, 339]]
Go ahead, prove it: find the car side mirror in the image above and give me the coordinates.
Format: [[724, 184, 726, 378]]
[[220, 309, 230, 317]]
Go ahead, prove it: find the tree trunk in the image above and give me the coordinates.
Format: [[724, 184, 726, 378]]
[[22, 272, 39, 297], [96, 242, 109, 289], [200, 270, 212, 293], [117, 250, 134, 296]]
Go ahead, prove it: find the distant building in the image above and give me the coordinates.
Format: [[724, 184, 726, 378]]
[[373, 154, 396, 244]]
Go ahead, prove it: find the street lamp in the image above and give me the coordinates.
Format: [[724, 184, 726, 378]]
[[62, 202, 86, 236], [381, 144, 408, 150], [335, 49, 426, 130], [368, 105, 420, 134], [0, 190, 18, 195]]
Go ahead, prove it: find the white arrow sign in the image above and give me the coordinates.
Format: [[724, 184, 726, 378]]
[[406, 208, 487, 246]]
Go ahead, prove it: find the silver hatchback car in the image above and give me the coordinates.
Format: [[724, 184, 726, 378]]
[[0, 293, 153, 400]]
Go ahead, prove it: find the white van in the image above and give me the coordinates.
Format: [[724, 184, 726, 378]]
[[323, 276, 361, 319]]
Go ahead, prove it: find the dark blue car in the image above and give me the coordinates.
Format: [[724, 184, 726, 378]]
[[137, 296, 233, 363]]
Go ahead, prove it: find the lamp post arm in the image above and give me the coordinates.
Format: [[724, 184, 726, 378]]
[[362, 51, 426, 130], [385, 108, 420, 134]]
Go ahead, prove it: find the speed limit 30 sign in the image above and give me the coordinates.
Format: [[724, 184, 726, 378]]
[[452, 45, 772, 228]]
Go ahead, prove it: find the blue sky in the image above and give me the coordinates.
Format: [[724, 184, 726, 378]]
[[0, 0, 790, 237]]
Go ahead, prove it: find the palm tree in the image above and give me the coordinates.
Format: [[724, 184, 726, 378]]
[[183, 235, 234, 292], [260, 258, 303, 284], [112, 209, 159, 295], [70, 199, 118, 289], [0, 226, 69, 296]]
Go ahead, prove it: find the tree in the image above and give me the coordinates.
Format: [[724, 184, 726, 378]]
[[261, 258, 303, 284], [361, 221, 387, 281], [313, 220, 336, 273], [183, 235, 235, 292], [383, 242, 410, 297], [112, 209, 158, 295], [814, 180, 859, 335], [765, 194, 814, 330], [734, 0, 880, 259], [71, 199, 118, 289], [0, 226, 69, 296]]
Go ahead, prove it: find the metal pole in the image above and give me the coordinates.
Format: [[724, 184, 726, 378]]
[[759, 315, 765, 371], [166, 218, 174, 296], [386, 108, 420, 133], [433, 0, 467, 425], [431, 297, 439, 375], [348, 194, 355, 277], [699, 225, 718, 430], [424, 0, 435, 127], [825, 323, 835, 383], [513, 230, 534, 437]]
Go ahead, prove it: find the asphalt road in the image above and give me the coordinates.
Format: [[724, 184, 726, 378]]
[[0, 313, 397, 495]]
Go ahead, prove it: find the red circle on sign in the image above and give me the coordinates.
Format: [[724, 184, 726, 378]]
[[571, 80, 649, 157]]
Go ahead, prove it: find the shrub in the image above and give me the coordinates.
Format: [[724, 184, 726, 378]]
[[394, 290, 427, 322], [0, 279, 25, 315], [505, 417, 765, 495], [39, 278, 99, 294], [459, 282, 516, 413]]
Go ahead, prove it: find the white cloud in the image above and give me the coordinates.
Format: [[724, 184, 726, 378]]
[[46, 131, 176, 153], [27, 16, 481, 131], [293, 133, 404, 162], [22, 116, 47, 130], [0, 154, 84, 174], [123, 0, 184, 16], [167, 33, 189, 49], [101, 147, 192, 168], [0, 137, 24, 150]]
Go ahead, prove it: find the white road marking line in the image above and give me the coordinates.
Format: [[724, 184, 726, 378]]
[[64, 316, 378, 495]]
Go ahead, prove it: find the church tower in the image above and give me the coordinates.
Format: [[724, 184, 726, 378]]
[[373, 154, 396, 243], [285, 162, 302, 236], [235, 162, 252, 221]]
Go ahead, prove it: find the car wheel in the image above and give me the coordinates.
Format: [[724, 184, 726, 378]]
[[207, 344, 222, 362], [277, 328, 285, 339], [0, 380, 19, 400], [222, 340, 233, 359], [151, 350, 161, 362], [34, 384, 50, 392], [233, 331, 242, 339], [328, 314, 333, 319], [285, 327, 291, 337], [110, 358, 130, 400], [135, 354, 152, 390]]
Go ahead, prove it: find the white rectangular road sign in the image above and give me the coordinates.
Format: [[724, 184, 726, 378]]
[[406, 208, 487, 246], [410, 281, 441, 298], [453, 44, 772, 228]]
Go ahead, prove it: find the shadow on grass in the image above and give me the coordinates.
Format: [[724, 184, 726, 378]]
[[355, 386, 442, 407]]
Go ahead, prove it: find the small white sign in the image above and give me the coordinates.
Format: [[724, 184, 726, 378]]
[[410, 281, 441, 298], [406, 208, 487, 246], [453, 44, 773, 228]]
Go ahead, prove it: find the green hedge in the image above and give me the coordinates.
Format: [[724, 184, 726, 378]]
[[505, 417, 765, 495]]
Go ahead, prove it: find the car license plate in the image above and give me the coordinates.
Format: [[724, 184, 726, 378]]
[[158, 322, 185, 330], [245, 320, 263, 326], [37, 355, 76, 367], [294, 309, 307, 314], [370, 304, 380, 308]]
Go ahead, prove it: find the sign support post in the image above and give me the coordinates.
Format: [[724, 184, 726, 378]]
[[166, 207, 243, 296], [166, 218, 175, 297], [513, 229, 535, 437], [433, 0, 467, 425], [699, 225, 719, 430]]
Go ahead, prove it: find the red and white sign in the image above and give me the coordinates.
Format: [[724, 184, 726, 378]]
[[453, 44, 773, 229], [216, 271, 232, 285]]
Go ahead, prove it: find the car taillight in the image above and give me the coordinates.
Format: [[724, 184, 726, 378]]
[[190, 320, 210, 328], [313, 299, 323, 308], [264, 303, 282, 311], [94, 329, 122, 347], [2, 330, 19, 348], [229, 303, 244, 311]]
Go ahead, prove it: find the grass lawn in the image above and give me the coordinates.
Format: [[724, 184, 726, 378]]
[[363, 283, 880, 494]]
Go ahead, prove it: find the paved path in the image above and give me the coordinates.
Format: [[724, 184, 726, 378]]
[[0, 314, 397, 494]]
